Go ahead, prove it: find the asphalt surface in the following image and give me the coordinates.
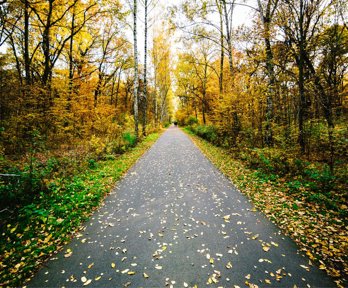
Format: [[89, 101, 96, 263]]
[[28, 127, 335, 287]]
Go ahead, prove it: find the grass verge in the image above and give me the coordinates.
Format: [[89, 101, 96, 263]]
[[184, 128, 347, 288], [0, 132, 161, 287]]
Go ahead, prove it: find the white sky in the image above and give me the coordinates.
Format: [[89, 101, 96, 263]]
[[134, 0, 255, 60]]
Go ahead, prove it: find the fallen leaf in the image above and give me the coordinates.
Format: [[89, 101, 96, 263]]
[[43, 234, 53, 243], [83, 279, 92, 286], [111, 263, 116, 268], [81, 276, 87, 283], [64, 248, 73, 258], [226, 261, 233, 269], [56, 218, 64, 224], [143, 272, 149, 278], [127, 271, 135, 275], [251, 234, 259, 240], [263, 246, 270, 252], [300, 265, 310, 271], [10, 226, 17, 233]]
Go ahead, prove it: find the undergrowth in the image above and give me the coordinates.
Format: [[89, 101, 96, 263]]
[[0, 132, 160, 287]]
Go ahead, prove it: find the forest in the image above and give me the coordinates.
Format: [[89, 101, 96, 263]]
[[0, 0, 347, 286]]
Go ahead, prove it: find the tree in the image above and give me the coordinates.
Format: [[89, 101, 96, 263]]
[[256, 0, 279, 146], [133, 0, 139, 140], [278, 0, 333, 153], [152, 27, 173, 125]]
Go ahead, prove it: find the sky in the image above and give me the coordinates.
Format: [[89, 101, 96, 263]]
[[134, 0, 255, 60]]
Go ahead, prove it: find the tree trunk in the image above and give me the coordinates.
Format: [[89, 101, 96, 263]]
[[42, 0, 53, 86], [142, 0, 148, 136], [24, 0, 31, 85], [115, 68, 122, 108], [94, 68, 102, 108], [215, 0, 224, 96], [133, 0, 139, 140], [68, 7, 76, 110], [221, 0, 233, 75], [298, 0, 306, 154], [257, 0, 278, 146]]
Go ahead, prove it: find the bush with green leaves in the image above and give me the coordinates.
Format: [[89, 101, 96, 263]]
[[186, 116, 198, 126]]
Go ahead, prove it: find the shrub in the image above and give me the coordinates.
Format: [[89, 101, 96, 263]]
[[191, 125, 218, 144], [122, 132, 137, 148], [186, 116, 198, 126]]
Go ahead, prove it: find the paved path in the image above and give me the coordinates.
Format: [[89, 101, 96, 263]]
[[29, 127, 334, 287]]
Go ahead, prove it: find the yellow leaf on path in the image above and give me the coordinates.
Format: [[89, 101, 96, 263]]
[[83, 279, 92, 286], [265, 279, 271, 284], [88, 263, 94, 269], [95, 276, 101, 281], [143, 272, 149, 278], [251, 234, 259, 240], [245, 274, 251, 280], [226, 262, 233, 269], [128, 271, 135, 275], [81, 276, 87, 283], [64, 248, 73, 258], [263, 246, 270, 252], [300, 265, 310, 271], [223, 215, 231, 222], [111, 263, 116, 268], [210, 258, 214, 264]]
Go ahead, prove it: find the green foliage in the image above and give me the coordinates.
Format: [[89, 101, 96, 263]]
[[163, 121, 171, 128], [88, 158, 98, 169], [187, 126, 346, 213], [189, 125, 218, 144], [0, 156, 61, 208], [0, 132, 160, 287], [122, 132, 137, 148], [186, 116, 198, 126]]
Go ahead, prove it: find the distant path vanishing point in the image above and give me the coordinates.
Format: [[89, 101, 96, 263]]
[[29, 127, 335, 287]]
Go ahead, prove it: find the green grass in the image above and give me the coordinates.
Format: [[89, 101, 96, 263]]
[[0, 132, 160, 287]]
